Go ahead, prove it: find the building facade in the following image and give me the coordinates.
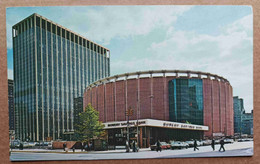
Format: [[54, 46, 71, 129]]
[[233, 96, 245, 134], [241, 110, 253, 135], [83, 70, 234, 148], [8, 79, 15, 132], [73, 97, 83, 129], [12, 13, 110, 141]]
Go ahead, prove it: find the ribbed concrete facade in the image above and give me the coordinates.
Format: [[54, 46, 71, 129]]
[[83, 70, 234, 138], [13, 13, 110, 141]]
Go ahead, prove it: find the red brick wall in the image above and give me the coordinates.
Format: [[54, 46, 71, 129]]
[[203, 79, 213, 137], [127, 79, 137, 120], [106, 82, 115, 122], [212, 80, 220, 133], [220, 82, 226, 133], [97, 85, 105, 122], [139, 78, 152, 119], [115, 80, 125, 121], [152, 77, 165, 120]]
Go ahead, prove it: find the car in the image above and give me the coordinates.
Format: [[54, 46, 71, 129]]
[[47, 142, 53, 149], [28, 142, 37, 147], [185, 141, 194, 147], [150, 142, 170, 151], [238, 138, 253, 142], [23, 142, 30, 148], [202, 140, 211, 146], [224, 139, 234, 144], [215, 139, 220, 144], [160, 142, 171, 149], [171, 141, 188, 149]]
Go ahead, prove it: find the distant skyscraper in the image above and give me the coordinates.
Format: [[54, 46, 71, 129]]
[[8, 79, 15, 131], [12, 13, 110, 141], [233, 96, 245, 134], [241, 110, 253, 135]]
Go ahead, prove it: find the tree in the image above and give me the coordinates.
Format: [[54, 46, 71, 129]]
[[74, 103, 105, 142]]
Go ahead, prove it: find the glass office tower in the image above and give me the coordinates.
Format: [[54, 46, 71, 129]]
[[169, 79, 204, 125], [12, 13, 110, 141]]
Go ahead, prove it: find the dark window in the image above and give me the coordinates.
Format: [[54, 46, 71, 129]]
[[57, 26, 61, 36], [52, 24, 56, 32], [87, 41, 90, 49], [47, 22, 51, 32], [42, 19, 46, 29], [36, 16, 40, 27]]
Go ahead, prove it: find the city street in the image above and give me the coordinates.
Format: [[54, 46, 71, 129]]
[[10, 141, 253, 161]]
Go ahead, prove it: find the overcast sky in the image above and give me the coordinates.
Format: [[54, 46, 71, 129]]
[[6, 6, 253, 112]]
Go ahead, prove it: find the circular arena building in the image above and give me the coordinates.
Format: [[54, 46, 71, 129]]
[[83, 70, 234, 148]]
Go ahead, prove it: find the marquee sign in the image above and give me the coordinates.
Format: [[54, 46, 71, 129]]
[[103, 119, 209, 131]]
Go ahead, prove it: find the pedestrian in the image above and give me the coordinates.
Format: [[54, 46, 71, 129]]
[[89, 142, 92, 151], [19, 143, 23, 150], [219, 138, 225, 152], [72, 146, 75, 153], [63, 143, 66, 151], [133, 140, 136, 152], [211, 139, 215, 151], [194, 139, 199, 151], [81, 142, 84, 152], [126, 140, 130, 152], [156, 140, 161, 152]]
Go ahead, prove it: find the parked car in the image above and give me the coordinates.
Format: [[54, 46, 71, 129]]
[[47, 142, 53, 149], [171, 141, 188, 149], [238, 138, 253, 142], [202, 140, 211, 146], [224, 139, 234, 144], [150, 142, 170, 151], [185, 141, 194, 147], [23, 142, 30, 148], [160, 142, 171, 149], [28, 142, 37, 147], [215, 139, 220, 144]]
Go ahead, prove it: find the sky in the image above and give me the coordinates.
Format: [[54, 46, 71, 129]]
[[6, 6, 253, 112]]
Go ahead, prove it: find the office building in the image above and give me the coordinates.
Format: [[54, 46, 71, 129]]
[[233, 96, 245, 134], [241, 110, 253, 135], [8, 79, 15, 132], [12, 13, 110, 141]]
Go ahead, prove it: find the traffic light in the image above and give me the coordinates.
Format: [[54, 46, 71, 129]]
[[129, 109, 134, 116], [126, 108, 134, 116]]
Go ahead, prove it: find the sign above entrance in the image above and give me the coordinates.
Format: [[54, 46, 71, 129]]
[[103, 119, 209, 131]]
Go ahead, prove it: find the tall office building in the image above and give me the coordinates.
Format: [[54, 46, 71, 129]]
[[8, 79, 15, 131], [233, 96, 245, 134], [12, 13, 110, 141], [241, 110, 253, 135]]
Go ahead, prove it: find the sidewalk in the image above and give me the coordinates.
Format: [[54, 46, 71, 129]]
[[10, 148, 151, 154]]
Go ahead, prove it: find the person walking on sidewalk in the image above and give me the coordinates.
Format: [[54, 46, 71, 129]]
[[133, 140, 136, 152], [156, 140, 162, 152], [126, 140, 130, 152], [194, 139, 199, 151], [219, 138, 225, 152], [211, 139, 215, 151], [63, 143, 66, 151], [81, 142, 84, 152]]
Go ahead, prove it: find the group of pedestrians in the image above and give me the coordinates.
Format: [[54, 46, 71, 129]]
[[126, 140, 139, 152], [194, 138, 225, 152]]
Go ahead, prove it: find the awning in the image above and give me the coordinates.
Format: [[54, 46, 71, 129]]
[[103, 119, 209, 131]]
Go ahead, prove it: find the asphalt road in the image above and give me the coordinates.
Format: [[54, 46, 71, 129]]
[[10, 141, 253, 161]]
